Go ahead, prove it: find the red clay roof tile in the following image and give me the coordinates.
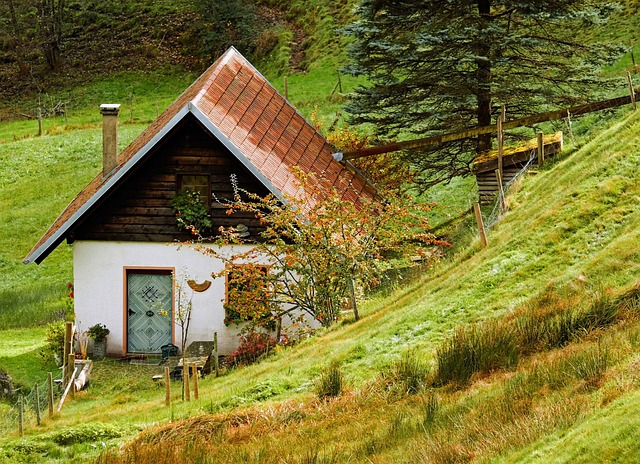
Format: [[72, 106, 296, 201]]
[[25, 47, 376, 264]]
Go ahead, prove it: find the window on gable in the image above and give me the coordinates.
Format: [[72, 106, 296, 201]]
[[224, 264, 274, 327], [179, 174, 210, 208]]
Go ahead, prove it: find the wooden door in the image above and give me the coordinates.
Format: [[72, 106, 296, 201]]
[[127, 272, 173, 353]]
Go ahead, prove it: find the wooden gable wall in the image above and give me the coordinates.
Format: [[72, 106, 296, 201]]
[[72, 114, 271, 243]]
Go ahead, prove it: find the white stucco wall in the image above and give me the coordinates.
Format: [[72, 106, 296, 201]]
[[73, 240, 259, 356]]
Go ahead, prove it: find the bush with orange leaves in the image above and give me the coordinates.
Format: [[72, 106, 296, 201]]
[[196, 170, 447, 334]]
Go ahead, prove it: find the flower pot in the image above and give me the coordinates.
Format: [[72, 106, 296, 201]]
[[92, 338, 107, 360]]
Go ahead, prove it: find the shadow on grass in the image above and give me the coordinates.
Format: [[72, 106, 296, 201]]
[[0, 346, 57, 391], [0, 283, 65, 330]]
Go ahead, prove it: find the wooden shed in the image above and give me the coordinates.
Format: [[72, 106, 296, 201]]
[[472, 132, 563, 204]]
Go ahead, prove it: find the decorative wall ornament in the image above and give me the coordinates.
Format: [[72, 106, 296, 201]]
[[187, 279, 212, 292]]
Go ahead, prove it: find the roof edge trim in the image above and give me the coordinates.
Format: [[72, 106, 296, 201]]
[[24, 104, 193, 265]]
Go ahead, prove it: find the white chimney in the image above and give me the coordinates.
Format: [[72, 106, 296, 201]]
[[100, 104, 120, 180]]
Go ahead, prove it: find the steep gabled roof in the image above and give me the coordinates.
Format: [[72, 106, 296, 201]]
[[24, 47, 377, 264]]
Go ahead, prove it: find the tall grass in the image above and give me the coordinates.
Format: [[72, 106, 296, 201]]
[[385, 351, 431, 394], [432, 286, 632, 389], [434, 321, 518, 387], [315, 361, 345, 400], [94, 324, 623, 464]]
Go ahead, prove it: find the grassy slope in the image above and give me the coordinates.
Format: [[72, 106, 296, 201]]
[[498, 390, 640, 464], [0, 106, 638, 463], [1, 0, 640, 461]]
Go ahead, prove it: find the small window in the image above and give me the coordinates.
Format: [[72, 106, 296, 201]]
[[224, 264, 274, 327], [179, 175, 210, 208]]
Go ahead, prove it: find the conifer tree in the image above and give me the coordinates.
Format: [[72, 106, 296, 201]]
[[344, 1, 624, 186]]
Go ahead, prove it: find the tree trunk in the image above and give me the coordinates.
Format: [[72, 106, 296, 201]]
[[38, 0, 65, 72], [476, 0, 492, 153], [7, 0, 30, 76]]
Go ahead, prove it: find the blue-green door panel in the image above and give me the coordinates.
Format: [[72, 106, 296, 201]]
[[127, 273, 172, 353]]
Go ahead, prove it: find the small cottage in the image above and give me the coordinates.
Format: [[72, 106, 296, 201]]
[[24, 47, 376, 357]]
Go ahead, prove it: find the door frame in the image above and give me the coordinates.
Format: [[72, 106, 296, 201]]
[[122, 267, 175, 356]]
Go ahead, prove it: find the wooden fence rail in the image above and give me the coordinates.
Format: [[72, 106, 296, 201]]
[[342, 86, 640, 160]]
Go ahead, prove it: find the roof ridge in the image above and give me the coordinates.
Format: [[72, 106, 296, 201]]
[[24, 48, 377, 265]]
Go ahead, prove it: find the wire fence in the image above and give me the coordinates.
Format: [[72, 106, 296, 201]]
[[0, 374, 61, 436], [483, 152, 538, 230]]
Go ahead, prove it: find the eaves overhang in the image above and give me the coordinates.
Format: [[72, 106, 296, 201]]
[[23, 103, 290, 265], [23, 105, 191, 264]]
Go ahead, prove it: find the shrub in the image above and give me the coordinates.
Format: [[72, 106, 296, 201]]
[[194, 0, 261, 60], [40, 321, 66, 366], [0, 369, 15, 400], [316, 361, 344, 400], [224, 330, 276, 367]]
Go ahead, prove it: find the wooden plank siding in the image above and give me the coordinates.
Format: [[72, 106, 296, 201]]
[[73, 115, 271, 243]]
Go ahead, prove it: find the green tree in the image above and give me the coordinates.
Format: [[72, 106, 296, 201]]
[[344, 0, 624, 187], [0, 0, 65, 74], [195, 0, 260, 61]]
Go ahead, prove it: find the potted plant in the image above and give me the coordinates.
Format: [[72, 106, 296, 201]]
[[88, 323, 110, 360]]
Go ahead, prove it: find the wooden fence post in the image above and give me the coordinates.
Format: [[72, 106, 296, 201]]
[[35, 383, 41, 426], [192, 363, 199, 400], [18, 395, 24, 437], [68, 354, 75, 399], [495, 169, 506, 213], [627, 71, 637, 111], [37, 107, 43, 136], [473, 203, 488, 247], [537, 132, 545, 167], [184, 362, 191, 402], [214, 332, 219, 378], [164, 367, 171, 406], [57, 365, 78, 412], [129, 92, 133, 122], [48, 372, 54, 418], [497, 117, 504, 184], [63, 322, 73, 386]]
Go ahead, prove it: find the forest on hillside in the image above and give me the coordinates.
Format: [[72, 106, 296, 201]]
[[2, 0, 635, 189], [0, 0, 353, 103]]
